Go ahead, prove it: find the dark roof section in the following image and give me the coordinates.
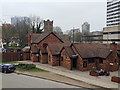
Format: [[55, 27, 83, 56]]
[[40, 47, 47, 54], [22, 46, 30, 53], [64, 46, 76, 58], [31, 34, 41, 43], [31, 46, 39, 54], [32, 32, 64, 44], [72, 43, 111, 59], [47, 42, 72, 55], [47, 43, 62, 55]]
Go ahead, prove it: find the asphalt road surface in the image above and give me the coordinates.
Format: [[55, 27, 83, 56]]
[[1, 73, 89, 89]]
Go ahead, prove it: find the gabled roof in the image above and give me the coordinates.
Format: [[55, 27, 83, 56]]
[[47, 42, 72, 55], [62, 46, 76, 58], [72, 43, 111, 59], [31, 34, 41, 43], [31, 45, 39, 54], [31, 32, 64, 44]]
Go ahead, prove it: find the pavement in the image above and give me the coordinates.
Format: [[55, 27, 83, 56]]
[[15, 70, 100, 89], [2, 73, 83, 88], [17, 61, 120, 89]]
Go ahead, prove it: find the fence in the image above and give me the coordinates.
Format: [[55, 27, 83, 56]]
[[2, 52, 23, 61]]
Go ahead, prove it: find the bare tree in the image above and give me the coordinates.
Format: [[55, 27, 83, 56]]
[[2, 24, 15, 45], [15, 20, 30, 46], [29, 15, 44, 33]]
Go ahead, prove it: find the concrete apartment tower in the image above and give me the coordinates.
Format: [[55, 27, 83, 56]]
[[82, 22, 90, 35], [103, 0, 120, 43], [44, 19, 53, 33]]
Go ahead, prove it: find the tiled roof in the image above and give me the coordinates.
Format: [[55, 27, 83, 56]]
[[72, 43, 111, 59], [64, 46, 76, 58], [31, 45, 39, 54], [31, 34, 41, 43], [31, 32, 63, 44], [47, 42, 72, 55]]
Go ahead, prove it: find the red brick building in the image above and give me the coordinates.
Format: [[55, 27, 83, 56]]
[[29, 32, 64, 62], [46, 42, 72, 66], [27, 19, 119, 72], [39, 47, 48, 64], [60, 46, 76, 70], [70, 42, 119, 71]]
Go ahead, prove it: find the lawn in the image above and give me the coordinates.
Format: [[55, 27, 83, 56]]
[[15, 63, 49, 72]]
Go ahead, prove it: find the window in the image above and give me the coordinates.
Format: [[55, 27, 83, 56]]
[[99, 59, 103, 64], [88, 59, 95, 63], [83, 61, 87, 68], [115, 59, 117, 63], [49, 55, 51, 61]]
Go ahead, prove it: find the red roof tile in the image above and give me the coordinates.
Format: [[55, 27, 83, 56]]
[[47, 42, 72, 55], [31, 46, 39, 54], [72, 43, 111, 59]]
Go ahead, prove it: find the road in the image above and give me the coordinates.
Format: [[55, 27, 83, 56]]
[[1, 73, 88, 89]]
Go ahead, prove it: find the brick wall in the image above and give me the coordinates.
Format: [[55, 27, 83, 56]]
[[60, 49, 72, 70], [40, 51, 48, 64], [37, 34, 63, 49], [72, 46, 83, 71], [23, 52, 30, 60], [31, 54, 39, 62], [47, 46, 59, 66], [72, 45, 119, 72]]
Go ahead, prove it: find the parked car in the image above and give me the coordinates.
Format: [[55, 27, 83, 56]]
[[0, 64, 16, 73]]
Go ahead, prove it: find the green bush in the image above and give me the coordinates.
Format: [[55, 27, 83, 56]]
[[113, 76, 120, 79], [16, 63, 36, 70]]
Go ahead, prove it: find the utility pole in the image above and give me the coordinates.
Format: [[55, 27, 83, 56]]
[[73, 27, 75, 43]]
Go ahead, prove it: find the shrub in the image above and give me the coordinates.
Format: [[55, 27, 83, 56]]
[[113, 76, 120, 79], [91, 67, 97, 73], [16, 63, 36, 70]]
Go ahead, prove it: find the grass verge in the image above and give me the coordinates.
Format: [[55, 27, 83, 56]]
[[15, 63, 49, 72]]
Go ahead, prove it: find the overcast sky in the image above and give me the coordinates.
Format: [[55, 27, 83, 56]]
[[0, 0, 107, 33]]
